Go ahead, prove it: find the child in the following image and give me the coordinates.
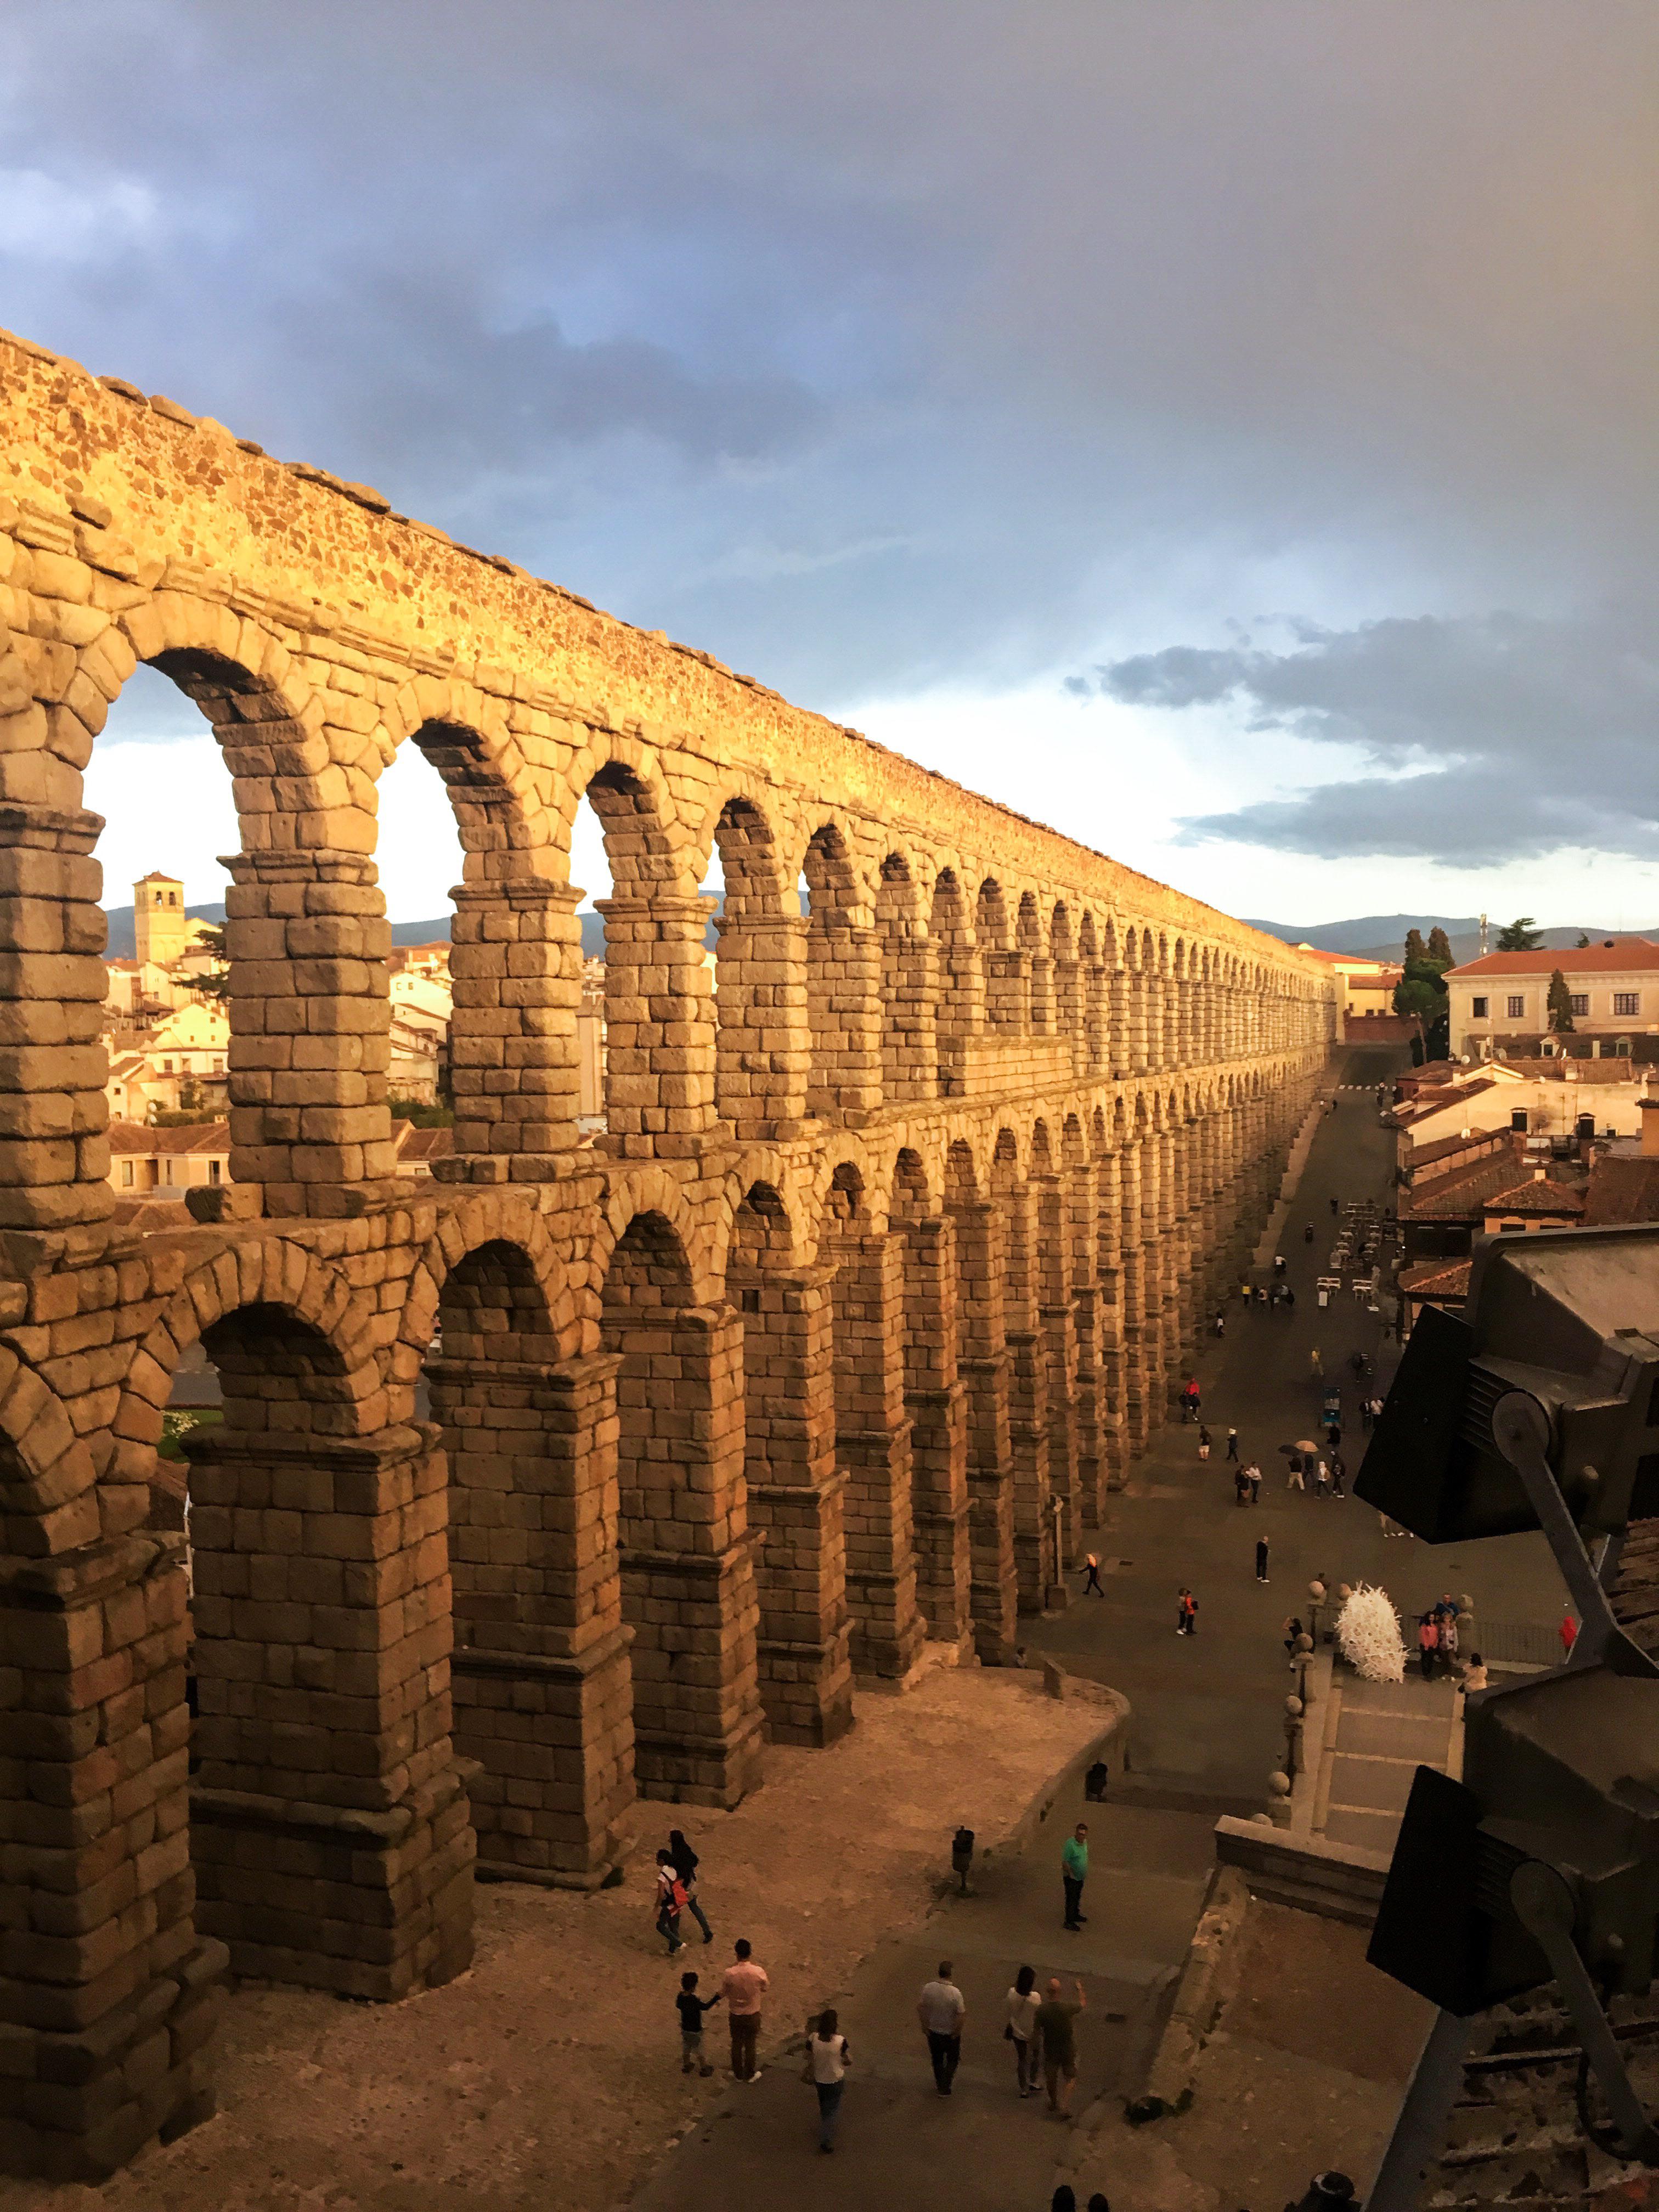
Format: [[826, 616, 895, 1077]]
[[676, 1970, 720, 2074]]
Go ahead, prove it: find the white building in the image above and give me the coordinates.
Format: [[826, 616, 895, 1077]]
[[1445, 939, 1659, 1061]]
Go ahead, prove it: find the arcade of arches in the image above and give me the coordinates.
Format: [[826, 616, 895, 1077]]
[[0, 330, 1335, 2180]]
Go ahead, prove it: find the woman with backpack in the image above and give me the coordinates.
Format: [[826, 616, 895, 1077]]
[[654, 1848, 687, 1955]]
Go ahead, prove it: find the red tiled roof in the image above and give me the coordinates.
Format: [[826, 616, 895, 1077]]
[[107, 1119, 230, 1155], [1399, 1259, 1472, 1301], [1481, 1177, 1585, 1218], [1447, 939, 1659, 978], [1583, 1156, 1659, 1228], [1403, 1155, 1579, 1221], [1407, 1128, 1512, 1173]]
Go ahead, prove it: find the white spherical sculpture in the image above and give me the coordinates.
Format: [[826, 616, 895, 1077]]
[[1336, 1583, 1407, 1684]]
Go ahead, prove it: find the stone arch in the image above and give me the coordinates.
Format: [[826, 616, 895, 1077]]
[[399, 1194, 575, 1385], [0, 1347, 99, 1552], [378, 675, 551, 883], [877, 852, 936, 1104], [891, 1143, 932, 1219]]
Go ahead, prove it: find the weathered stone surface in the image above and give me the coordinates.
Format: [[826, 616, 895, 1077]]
[[0, 327, 1335, 2181]]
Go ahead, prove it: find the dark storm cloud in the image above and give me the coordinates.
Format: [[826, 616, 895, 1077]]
[[3, 1, 1655, 742], [1082, 609, 1659, 864]]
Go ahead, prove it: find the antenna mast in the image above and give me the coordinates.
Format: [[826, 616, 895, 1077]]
[[1479, 911, 1488, 958]]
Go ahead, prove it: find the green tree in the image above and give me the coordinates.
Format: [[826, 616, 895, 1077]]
[[1426, 926, 1453, 966], [1497, 916, 1544, 952], [1577, 933, 1591, 949], [190, 921, 231, 1001], [1548, 969, 1576, 1034], [1403, 928, 1427, 964]]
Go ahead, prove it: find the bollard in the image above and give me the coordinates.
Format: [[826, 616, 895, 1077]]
[[1267, 1770, 1292, 1827], [1284, 1695, 1305, 1780], [1294, 1630, 1314, 1703], [1308, 1578, 1326, 1647]]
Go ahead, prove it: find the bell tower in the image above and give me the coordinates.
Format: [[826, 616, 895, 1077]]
[[133, 871, 187, 968]]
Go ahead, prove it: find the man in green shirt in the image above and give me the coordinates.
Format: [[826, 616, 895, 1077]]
[[1061, 1820, 1088, 1929], [1035, 1975, 1087, 2113]]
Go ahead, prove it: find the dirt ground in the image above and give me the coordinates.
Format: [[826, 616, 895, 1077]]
[[5, 1668, 1113, 2212], [1071, 1899, 1431, 2211]]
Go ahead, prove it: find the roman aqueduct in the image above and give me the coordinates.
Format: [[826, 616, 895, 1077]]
[[0, 329, 1334, 2177]]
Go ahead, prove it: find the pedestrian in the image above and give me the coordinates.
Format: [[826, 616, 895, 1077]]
[[1178, 1587, 1198, 1637], [668, 1828, 714, 1944], [1052, 2193, 1076, 2212], [1226, 1426, 1239, 1461], [1255, 1283, 1268, 1307], [1286, 1453, 1305, 1492], [1246, 1460, 1262, 1504], [1255, 1536, 1269, 1584], [1035, 1976, 1087, 2118], [1325, 1421, 1341, 1452], [1006, 1963, 1040, 2097], [1283, 1616, 1305, 1667], [805, 2006, 849, 2153], [951, 1824, 975, 1893], [917, 1961, 966, 2095], [1314, 1458, 1330, 1499], [1082, 1551, 1104, 1597], [1329, 1452, 1346, 1499], [1239, 1276, 1252, 1302], [1310, 1346, 1323, 1380], [1283, 1285, 1295, 1310], [1440, 1611, 1459, 1672], [1084, 1759, 1110, 1803], [1181, 1378, 1200, 1423], [676, 1970, 720, 2075], [1348, 1349, 1365, 1380], [1197, 1425, 1211, 1462], [1234, 1465, 1250, 1506], [1463, 1652, 1488, 1694], [1274, 1252, 1286, 1276], [1370, 1394, 1384, 1426], [654, 1848, 686, 1955], [1560, 1604, 1579, 1660], [1329, 1196, 1339, 1216], [1062, 1821, 1088, 1929], [1304, 1223, 1314, 1244], [1087, 2198, 1111, 2212], [721, 1938, 769, 2083], [1214, 1311, 1226, 1338], [1418, 1613, 1440, 1682], [1360, 1398, 1374, 1433]]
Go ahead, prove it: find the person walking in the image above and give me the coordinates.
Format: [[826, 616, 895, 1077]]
[[1226, 1426, 1239, 1462], [1178, 1587, 1199, 1637], [1061, 1821, 1089, 1928], [1197, 1425, 1211, 1462], [1082, 1551, 1104, 1598], [1310, 1345, 1324, 1381], [1246, 1460, 1262, 1504], [654, 1849, 687, 1955], [805, 2007, 849, 2153], [721, 1938, 769, 2083], [668, 1828, 714, 1944], [1035, 1976, 1087, 2118], [1304, 1223, 1314, 1244], [917, 1961, 966, 2095], [1283, 1284, 1295, 1311], [1286, 1453, 1305, 1492], [676, 1970, 720, 2075], [1329, 1452, 1346, 1499], [1273, 1252, 1287, 1276], [1314, 1458, 1330, 1499], [1255, 1536, 1269, 1584], [1329, 1195, 1339, 1216], [1234, 1464, 1251, 1506], [1213, 1310, 1226, 1339], [1181, 1377, 1201, 1423], [1006, 1963, 1041, 2097]]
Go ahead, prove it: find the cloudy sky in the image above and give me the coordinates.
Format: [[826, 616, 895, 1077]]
[[7, 2, 1656, 932]]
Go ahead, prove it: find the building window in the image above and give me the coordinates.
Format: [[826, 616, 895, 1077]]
[[1506, 995, 1525, 1019], [1499, 1220, 1526, 1233], [1615, 992, 1640, 1017], [1569, 994, 1589, 1018], [121, 1161, 134, 1188], [1510, 1110, 1528, 1133], [1471, 996, 1488, 1018]]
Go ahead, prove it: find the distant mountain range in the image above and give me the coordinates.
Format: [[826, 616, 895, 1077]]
[[1242, 914, 1657, 966]]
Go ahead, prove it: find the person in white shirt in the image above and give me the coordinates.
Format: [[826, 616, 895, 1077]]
[[917, 1962, 967, 2095], [805, 2007, 850, 2153], [1006, 1964, 1040, 2097]]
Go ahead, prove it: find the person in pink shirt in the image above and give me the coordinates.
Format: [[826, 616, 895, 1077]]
[[720, 1938, 769, 2083]]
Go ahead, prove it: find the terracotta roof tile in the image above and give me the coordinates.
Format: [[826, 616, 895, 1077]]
[[1398, 1259, 1472, 1300], [1447, 938, 1659, 977], [1481, 1177, 1585, 1217], [1583, 1155, 1659, 1227]]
